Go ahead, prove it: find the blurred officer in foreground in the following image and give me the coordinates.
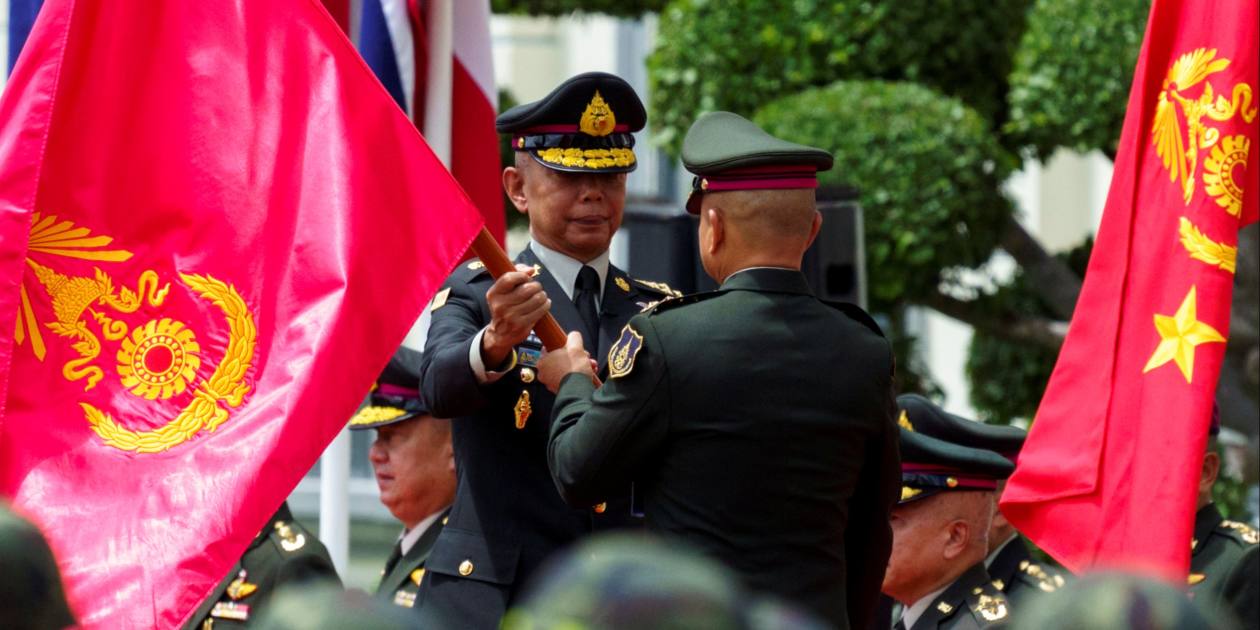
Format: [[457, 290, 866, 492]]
[[417, 72, 677, 629], [1188, 406, 1257, 625], [183, 501, 340, 629], [348, 348, 455, 610], [895, 395, 1065, 603], [253, 585, 416, 630], [539, 111, 899, 630], [502, 533, 830, 630], [0, 502, 76, 630], [1013, 573, 1223, 630], [882, 427, 1014, 630]]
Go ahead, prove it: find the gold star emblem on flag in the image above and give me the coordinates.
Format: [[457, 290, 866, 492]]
[[1143, 286, 1226, 383]]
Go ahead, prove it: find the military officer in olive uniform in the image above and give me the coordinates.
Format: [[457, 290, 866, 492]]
[[895, 395, 1066, 604], [184, 502, 340, 629], [882, 422, 1015, 630], [538, 111, 899, 630], [348, 348, 454, 611], [415, 72, 677, 629], [1188, 408, 1258, 626]]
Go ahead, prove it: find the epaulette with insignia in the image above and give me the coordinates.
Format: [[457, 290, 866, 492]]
[[1219, 520, 1260, 545], [645, 290, 722, 315], [823, 300, 885, 337], [966, 583, 1011, 626], [269, 520, 307, 553], [1019, 560, 1064, 592], [451, 258, 492, 283], [631, 278, 682, 298]]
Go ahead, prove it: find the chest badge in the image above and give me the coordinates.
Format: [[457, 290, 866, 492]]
[[607, 324, 644, 379], [514, 390, 532, 429], [225, 569, 257, 601]]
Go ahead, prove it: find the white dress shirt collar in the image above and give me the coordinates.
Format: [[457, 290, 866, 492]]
[[901, 584, 950, 630], [399, 508, 446, 555], [529, 239, 609, 301]]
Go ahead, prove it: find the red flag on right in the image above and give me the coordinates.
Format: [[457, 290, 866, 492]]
[[1000, 0, 1257, 582]]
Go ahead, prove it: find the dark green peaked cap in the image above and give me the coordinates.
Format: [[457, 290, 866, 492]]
[[899, 428, 1015, 504], [681, 112, 833, 214], [897, 393, 1026, 462]]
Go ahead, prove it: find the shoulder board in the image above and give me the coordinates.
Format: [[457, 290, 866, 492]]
[[268, 519, 309, 554], [449, 258, 492, 283], [1219, 520, 1260, 545], [822, 300, 885, 337], [646, 290, 723, 315], [966, 583, 1011, 626], [631, 278, 683, 298], [1019, 560, 1065, 592]]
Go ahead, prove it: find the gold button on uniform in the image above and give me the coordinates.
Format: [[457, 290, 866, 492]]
[[459, 560, 474, 576], [593, 502, 607, 513]]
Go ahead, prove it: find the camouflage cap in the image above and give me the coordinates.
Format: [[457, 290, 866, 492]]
[[503, 533, 829, 630], [1013, 572, 1220, 630], [0, 503, 77, 630]]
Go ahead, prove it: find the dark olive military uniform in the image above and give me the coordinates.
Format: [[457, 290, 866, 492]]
[[901, 564, 1011, 630], [985, 536, 1065, 605], [185, 502, 340, 629], [375, 509, 448, 610], [1188, 503, 1259, 624], [549, 268, 899, 630]]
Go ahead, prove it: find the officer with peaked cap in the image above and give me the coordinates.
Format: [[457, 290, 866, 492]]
[[1188, 405, 1257, 625], [183, 502, 340, 629], [895, 395, 1065, 604], [416, 72, 678, 629], [882, 427, 1015, 630], [538, 110, 899, 630], [348, 349, 454, 611]]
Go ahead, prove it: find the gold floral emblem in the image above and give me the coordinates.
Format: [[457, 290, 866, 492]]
[[117, 318, 201, 400], [1152, 48, 1256, 207], [579, 90, 616, 136], [15, 212, 257, 453]]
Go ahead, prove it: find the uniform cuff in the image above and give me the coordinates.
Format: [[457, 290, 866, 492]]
[[469, 327, 517, 384]]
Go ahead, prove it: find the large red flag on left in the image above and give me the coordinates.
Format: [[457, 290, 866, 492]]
[[0, 0, 483, 627]]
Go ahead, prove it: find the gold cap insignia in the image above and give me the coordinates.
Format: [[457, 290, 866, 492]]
[[579, 90, 616, 136], [898, 409, 914, 431], [901, 486, 922, 501]]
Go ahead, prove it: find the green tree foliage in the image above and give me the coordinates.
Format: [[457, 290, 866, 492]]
[[966, 239, 1093, 423], [492, 0, 666, 17], [755, 81, 1016, 309], [1005, 0, 1151, 159], [647, 0, 1031, 154]]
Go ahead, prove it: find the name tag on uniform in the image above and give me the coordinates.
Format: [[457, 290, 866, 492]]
[[517, 347, 542, 368], [393, 590, 417, 608], [210, 601, 250, 621]]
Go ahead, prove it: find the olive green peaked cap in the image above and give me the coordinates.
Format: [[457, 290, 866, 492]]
[[681, 111, 833, 215]]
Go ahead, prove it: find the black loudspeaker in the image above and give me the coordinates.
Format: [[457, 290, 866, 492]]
[[803, 186, 866, 308], [620, 187, 866, 307]]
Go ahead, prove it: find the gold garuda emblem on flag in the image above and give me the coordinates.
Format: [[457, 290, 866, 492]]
[[13, 213, 257, 453]]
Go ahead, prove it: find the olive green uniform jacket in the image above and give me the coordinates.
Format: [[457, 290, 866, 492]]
[[375, 509, 448, 611], [548, 268, 900, 630], [1188, 503, 1258, 625], [985, 536, 1066, 606], [184, 503, 340, 629], [903, 563, 1012, 630]]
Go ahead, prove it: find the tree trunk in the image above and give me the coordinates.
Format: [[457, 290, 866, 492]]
[[998, 216, 1082, 320]]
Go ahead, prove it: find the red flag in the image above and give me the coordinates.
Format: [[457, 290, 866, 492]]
[[1000, 0, 1258, 581], [0, 0, 482, 626]]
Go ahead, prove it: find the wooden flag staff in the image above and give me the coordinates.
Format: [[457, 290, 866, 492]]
[[470, 227, 569, 352]]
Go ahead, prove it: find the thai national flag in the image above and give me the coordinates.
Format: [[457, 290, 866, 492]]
[[6, 0, 44, 75], [359, 0, 505, 245]]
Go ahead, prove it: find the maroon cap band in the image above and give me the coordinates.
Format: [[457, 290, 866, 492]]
[[377, 383, 420, 398]]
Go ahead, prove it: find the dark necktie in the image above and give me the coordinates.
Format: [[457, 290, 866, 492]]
[[893, 620, 907, 630], [573, 265, 600, 352], [381, 540, 403, 578]]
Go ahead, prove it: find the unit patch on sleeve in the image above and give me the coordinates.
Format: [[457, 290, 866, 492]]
[[608, 324, 644, 379]]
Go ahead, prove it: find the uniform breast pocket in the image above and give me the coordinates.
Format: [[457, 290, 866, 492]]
[[426, 528, 520, 586]]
